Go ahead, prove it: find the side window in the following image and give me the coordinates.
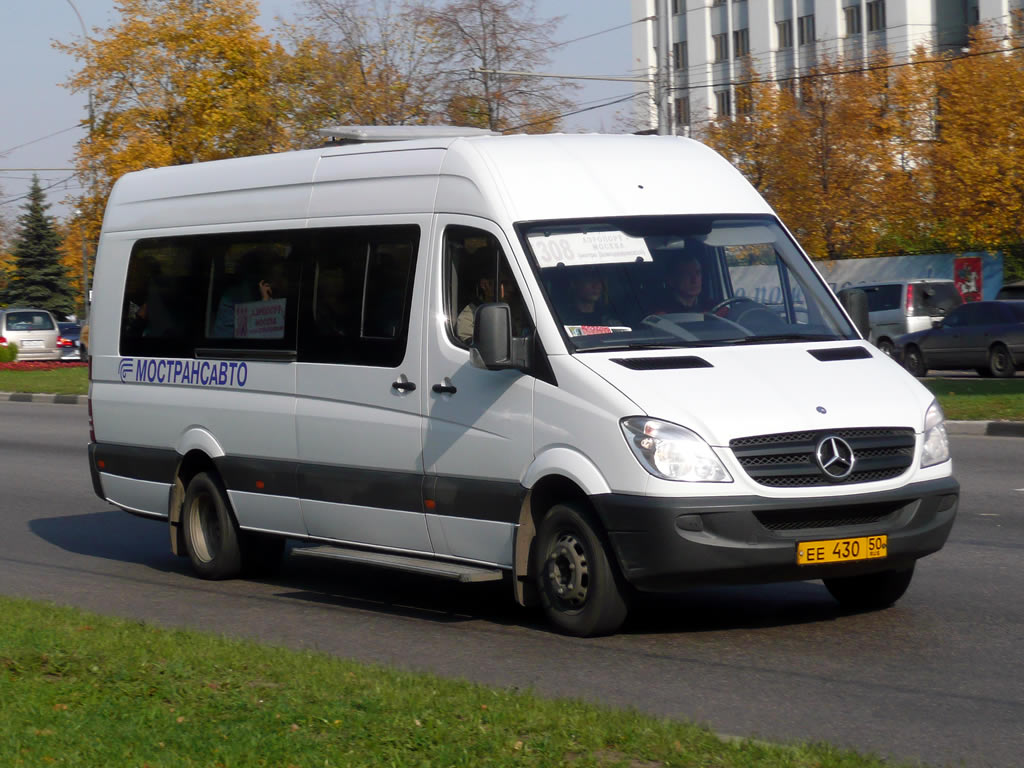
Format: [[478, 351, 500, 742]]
[[298, 225, 419, 367], [120, 240, 207, 358], [120, 232, 300, 358], [444, 225, 531, 347]]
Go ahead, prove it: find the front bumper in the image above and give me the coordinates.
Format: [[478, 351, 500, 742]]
[[592, 476, 959, 592]]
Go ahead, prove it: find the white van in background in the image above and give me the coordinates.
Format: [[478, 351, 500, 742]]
[[87, 130, 959, 636]]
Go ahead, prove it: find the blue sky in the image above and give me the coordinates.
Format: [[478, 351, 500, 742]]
[[0, 1, 639, 221]]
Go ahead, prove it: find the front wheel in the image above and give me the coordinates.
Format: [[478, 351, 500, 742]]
[[824, 564, 915, 611], [988, 343, 1016, 378], [877, 338, 895, 357], [903, 345, 928, 377], [533, 503, 628, 637], [182, 472, 242, 580]]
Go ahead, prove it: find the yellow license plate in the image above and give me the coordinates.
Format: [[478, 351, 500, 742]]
[[797, 535, 887, 565]]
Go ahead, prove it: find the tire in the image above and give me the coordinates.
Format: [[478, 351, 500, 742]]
[[533, 502, 628, 637], [976, 367, 994, 378], [877, 338, 895, 357], [824, 564, 915, 611], [181, 472, 243, 580], [903, 345, 927, 377], [988, 343, 1016, 378]]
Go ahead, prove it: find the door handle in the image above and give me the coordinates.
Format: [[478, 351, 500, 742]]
[[432, 377, 457, 395], [391, 375, 416, 392]]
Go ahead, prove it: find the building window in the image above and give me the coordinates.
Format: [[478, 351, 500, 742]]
[[867, 1, 886, 32], [675, 97, 690, 126], [733, 28, 750, 58], [798, 14, 816, 45], [672, 0, 681, 14], [713, 33, 728, 62], [845, 6, 862, 35], [673, 41, 688, 70], [712, 0, 726, 6], [715, 90, 731, 118], [777, 19, 793, 49]]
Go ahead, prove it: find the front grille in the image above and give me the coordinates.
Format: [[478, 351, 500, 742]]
[[730, 427, 915, 488], [754, 500, 905, 531]]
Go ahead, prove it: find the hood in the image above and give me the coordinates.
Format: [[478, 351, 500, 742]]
[[573, 342, 933, 446]]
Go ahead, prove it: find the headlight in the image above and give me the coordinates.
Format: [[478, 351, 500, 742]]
[[621, 418, 732, 482], [921, 399, 950, 467]]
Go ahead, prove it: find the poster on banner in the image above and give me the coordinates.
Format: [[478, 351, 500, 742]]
[[954, 256, 983, 302], [234, 298, 286, 339]]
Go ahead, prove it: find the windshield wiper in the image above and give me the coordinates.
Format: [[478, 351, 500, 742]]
[[576, 341, 714, 353], [724, 333, 841, 346]]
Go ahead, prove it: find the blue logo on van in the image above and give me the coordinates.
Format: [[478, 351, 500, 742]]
[[118, 358, 134, 382], [119, 357, 248, 388]]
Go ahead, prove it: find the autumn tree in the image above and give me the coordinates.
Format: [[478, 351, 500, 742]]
[[56, 0, 298, 270], [413, 0, 575, 133], [285, 0, 450, 138], [926, 27, 1024, 260], [3, 177, 74, 314]]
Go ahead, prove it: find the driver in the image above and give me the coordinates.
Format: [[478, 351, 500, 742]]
[[657, 253, 707, 313]]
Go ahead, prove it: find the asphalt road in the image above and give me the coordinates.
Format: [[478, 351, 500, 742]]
[[2, 400, 1022, 767]]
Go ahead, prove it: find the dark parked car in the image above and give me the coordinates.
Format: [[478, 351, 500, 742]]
[[896, 300, 1024, 377], [57, 321, 83, 361]]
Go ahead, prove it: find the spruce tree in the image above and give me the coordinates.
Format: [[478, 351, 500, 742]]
[[4, 176, 74, 314]]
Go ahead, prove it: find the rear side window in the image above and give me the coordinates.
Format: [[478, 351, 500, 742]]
[[913, 283, 962, 315], [862, 284, 901, 312], [120, 232, 300, 359], [4, 311, 55, 331]]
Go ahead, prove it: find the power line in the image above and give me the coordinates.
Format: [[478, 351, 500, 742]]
[[551, 17, 653, 50], [0, 126, 82, 157], [0, 175, 77, 207], [504, 92, 646, 133]]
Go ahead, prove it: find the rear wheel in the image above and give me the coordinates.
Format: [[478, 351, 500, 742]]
[[988, 343, 1015, 378], [824, 564, 915, 611], [182, 472, 242, 580], [877, 338, 895, 357], [903, 345, 927, 377], [533, 502, 628, 637]]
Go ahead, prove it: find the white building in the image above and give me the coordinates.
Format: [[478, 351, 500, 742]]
[[631, 0, 1024, 133]]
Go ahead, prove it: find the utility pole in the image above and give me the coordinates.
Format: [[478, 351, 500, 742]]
[[655, 0, 675, 135]]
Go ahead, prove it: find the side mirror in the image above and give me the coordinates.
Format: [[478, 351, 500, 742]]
[[470, 303, 532, 372], [839, 289, 870, 338], [470, 303, 513, 370]]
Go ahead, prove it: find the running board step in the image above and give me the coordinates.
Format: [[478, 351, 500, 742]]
[[290, 545, 504, 583]]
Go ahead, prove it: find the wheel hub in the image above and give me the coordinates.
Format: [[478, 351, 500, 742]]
[[545, 533, 590, 608]]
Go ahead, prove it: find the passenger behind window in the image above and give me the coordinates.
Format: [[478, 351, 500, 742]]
[[558, 267, 622, 327], [456, 269, 496, 343], [314, 265, 358, 337], [211, 250, 289, 339]]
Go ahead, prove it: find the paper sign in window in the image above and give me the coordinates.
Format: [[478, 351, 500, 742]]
[[234, 298, 286, 339], [529, 232, 652, 268]]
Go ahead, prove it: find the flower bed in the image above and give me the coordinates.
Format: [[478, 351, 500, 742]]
[[0, 361, 88, 372]]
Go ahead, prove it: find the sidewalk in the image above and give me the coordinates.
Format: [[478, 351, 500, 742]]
[[5, 391, 1024, 438]]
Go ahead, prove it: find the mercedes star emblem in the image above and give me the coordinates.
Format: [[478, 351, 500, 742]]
[[815, 436, 855, 480]]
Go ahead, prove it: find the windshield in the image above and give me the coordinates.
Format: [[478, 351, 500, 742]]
[[519, 215, 857, 352]]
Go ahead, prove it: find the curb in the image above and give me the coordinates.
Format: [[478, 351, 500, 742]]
[[0, 392, 87, 405], [946, 420, 1024, 438], [3, 392, 1024, 437]]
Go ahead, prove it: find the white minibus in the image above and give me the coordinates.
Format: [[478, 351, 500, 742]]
[[87, 131, 959, 636]]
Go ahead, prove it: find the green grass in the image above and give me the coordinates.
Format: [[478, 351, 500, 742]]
[[0, 596, 908, 768], [923, 378, 1024, 421], [0, 366, 88, 395]]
